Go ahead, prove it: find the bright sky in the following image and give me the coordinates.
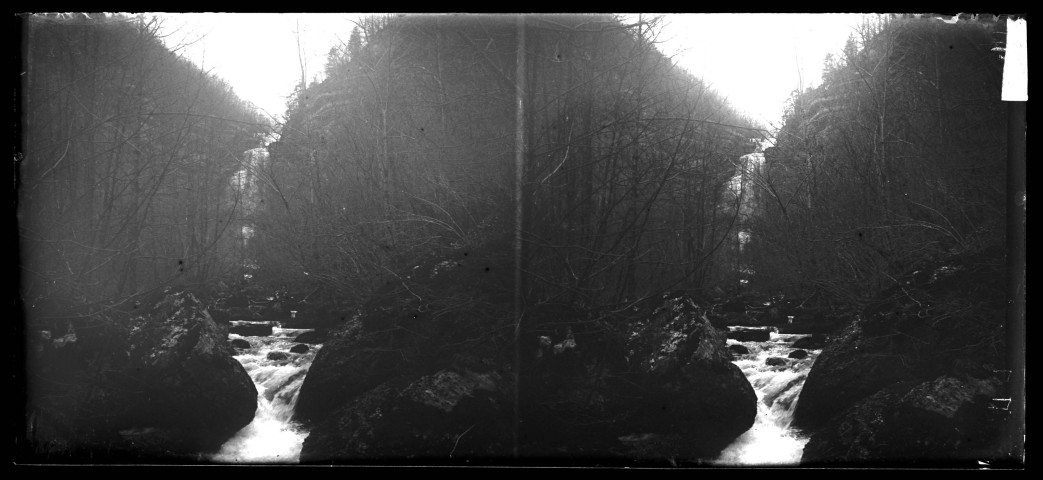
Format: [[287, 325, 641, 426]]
[[155, 13, 873, 130], [156, 13, 362, 122], [656, 14, 872, 129]]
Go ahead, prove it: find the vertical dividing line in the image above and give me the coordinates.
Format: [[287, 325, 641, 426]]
[[1004, 100, 1025, 464], [512, 14, 526, 461]]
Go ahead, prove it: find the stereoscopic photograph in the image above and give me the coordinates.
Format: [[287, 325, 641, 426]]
[[14, 12, 1026, 469]]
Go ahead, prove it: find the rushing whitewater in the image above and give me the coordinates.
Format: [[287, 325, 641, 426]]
[[211, 324, 321, 463], [714, 331, 821, 466]]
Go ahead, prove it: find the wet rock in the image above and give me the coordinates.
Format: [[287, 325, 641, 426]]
[[801, 375, 1005, 466], [121, 291, 257, 453], [707, 311, 761, 328], [293, 329, 328, 344], [727, 327, 771, 342], [229, 338, 251, 349], [229, 322, 272, 337], [267, 351, 290, 361], [788, 349, 809, 359], [613, 294, 757, 458], [294, 319, 406, 425], [728, 344, 750, 355], [295, 237, 760, 463], [795, 248, 1011, 465], [25, 291, 257, 461], [299, 369, 513, 462], [208, 308, 232, 324], [765, 357, 788, 366], [290, 344, 310, 354], [792, 316, 943, 432], [295, 244, 515, 426], [792, 334, 827, 350]]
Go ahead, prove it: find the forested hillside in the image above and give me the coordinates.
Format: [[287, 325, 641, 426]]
[[19, 14, 268, 319], [748, 16, 1018, 466], [249, 14, 761, 311], [745, 16, 1007, 305]]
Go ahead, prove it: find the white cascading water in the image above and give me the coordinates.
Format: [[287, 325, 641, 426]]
[[211, 322, 321, 463], [714, 330, 821, 466]]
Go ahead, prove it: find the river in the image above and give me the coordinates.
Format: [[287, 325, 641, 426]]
[[210, 322, 321, 463], [210, 322, 818, 465], [714, 329, 821, 466]]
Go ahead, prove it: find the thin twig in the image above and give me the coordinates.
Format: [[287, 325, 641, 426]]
[[449, 423, 476, 458]]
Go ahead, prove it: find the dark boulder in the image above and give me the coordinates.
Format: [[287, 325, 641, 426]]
[[293, 329, 328, 344], [229, 338, 252, 349], [765, 357, 788, 366], [300, 369, 513, 462], [229, 322, 273, 337], [788, 349, 809, 359], [791, 334, 827, 350], [295, 244, 515, 426], [267, 351, 290, 361], [728, 344, 750, 355], [727, 327, 771, 342], [792, 318, 939, 432], [296, 247, 756, 463], [707, 311, 761, 328], [121, 292, 258, 453], [795, 247, 1012, 465], [802, 375, 1005, 466], [208, 307, 232, 324], [23, 291, 257, 461], [290, 344, 310, 354], [617, 295, 757, 459], [293, 319, 408, 425]]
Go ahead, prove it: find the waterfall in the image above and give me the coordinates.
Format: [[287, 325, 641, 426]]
[[211, 323, 320, 463], [714, 330, 820, 466]]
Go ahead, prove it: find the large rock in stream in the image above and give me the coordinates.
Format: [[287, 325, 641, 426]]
[[23, 291, 257, 462], [793, 248, 1014, 466], [294, 244, 756, 464], [300, 369, 513, 463], [293, 244, 515, 430], [228, 321, 273, 337], [619, 294, 758, 460], [801, 375, 1005, 466], [726, 326, 772, 342], [119, 292, 258, 455]]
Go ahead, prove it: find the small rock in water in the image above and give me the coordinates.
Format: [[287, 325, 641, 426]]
[[229, 338, 251, 349], [788, 349, 809, 359], [729, 344, 750, 355], [290, 343, 310, 354], [765, 357, 788, 366], [230, 323, 273, 337], [792, 334, 827, 350], [293, 329, 328, 344], [267, 351, 290, 361], [728, 327, 771, 342]]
